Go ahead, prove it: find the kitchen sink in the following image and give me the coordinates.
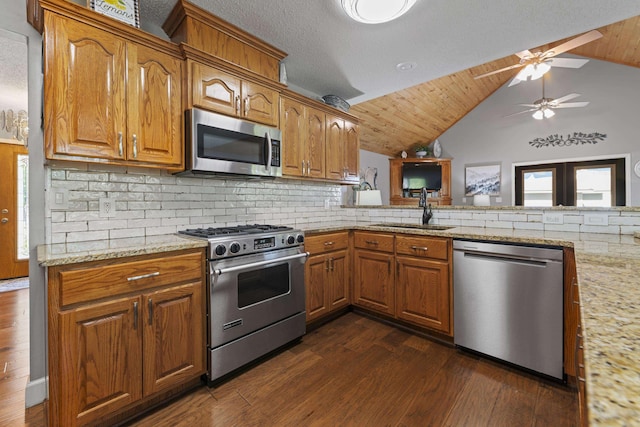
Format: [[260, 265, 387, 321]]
[[370, 223, 455, 231]]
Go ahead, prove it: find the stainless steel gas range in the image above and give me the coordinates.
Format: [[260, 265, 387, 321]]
[[178, 224, 308, 383]]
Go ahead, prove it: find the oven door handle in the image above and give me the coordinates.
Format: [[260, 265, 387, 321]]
[[211, 252, 309, 276]]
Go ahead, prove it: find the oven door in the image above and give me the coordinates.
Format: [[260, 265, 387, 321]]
[[208, 246, 307, 348]]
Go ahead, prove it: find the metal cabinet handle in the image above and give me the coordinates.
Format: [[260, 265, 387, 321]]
[[148, 298, 153, 325], [1, 209, 8, 214], [325, 258, 329, 272], [133, 301, 138, 329], [244, 97, 249, 115], [1, 218, 8, 224], [127, 271, 160, 282], [323, 241, 335, 246], [329, 257, 334, 271], [411, 245, 429, 252], [307, 161, 311, 175], [365, 240, 379, 245], [235, 95, 241, 114], [132, 134, 137, 158], [118, 132, 123, 157]]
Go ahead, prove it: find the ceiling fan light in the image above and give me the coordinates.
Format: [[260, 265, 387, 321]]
[[530, 62, 551, 80], [341, 0, 417, 24], [543, 108, 555, 118], [520, 64, 535, 80], [532, 110, 544, 120]]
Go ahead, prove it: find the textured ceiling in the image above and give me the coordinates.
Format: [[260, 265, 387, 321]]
[[137, 0, 640, 104]]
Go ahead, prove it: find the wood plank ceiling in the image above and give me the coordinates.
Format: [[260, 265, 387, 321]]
[[352, 15, 640, 158]]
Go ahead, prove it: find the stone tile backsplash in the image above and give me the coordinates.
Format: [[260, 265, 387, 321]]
[[46, 164, 640, 246]]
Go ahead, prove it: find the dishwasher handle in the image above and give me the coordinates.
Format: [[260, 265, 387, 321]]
[[456, 249, 559, 267]]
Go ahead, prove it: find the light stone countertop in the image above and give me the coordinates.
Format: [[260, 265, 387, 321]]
[[37, 223, 640, 425]]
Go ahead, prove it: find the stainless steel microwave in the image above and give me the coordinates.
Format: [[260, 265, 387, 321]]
[[182, 108, 282, 178]]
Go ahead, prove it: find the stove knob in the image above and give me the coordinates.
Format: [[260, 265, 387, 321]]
[[214, 244, 226, 256], [286, 235, 296, 245], [296, 234, 305, 244], [230, 242, 241, 254]]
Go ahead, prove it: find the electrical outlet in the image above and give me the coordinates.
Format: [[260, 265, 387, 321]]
[[49, 188, 69, 210], [99, 198, 117, 218], [543, 212, 564, 225]]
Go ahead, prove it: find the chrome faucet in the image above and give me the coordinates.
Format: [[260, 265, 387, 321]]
[[422, 203, 433, 225], [419, 187, 427, 207]]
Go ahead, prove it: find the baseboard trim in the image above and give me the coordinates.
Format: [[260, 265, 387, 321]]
[[25, 376, 48, 408]]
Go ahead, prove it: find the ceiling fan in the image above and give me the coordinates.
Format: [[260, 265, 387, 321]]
[[474, 30, 603, 87], [507, 75, 589, 120]]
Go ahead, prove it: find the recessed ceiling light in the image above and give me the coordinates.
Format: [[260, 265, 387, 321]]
[[342, 0, 417, 24], [396, 62, 417, 71]]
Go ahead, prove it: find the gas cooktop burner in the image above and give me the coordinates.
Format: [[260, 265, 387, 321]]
[[179, 224, 294, 239]]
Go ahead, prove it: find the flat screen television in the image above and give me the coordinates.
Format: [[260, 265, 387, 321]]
[[402, 163, 442, 190]]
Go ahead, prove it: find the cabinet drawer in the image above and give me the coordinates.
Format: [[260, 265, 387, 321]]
[[58, 251, 204, 307], [305, 232, 349, 254], [353, 231, 394, 253], [396, 235, 449, 260]]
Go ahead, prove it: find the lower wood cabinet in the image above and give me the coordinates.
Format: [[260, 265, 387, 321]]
[[47, 248, 206, 427], [352, 231, 453, 335], [305, 232, 350, 322]]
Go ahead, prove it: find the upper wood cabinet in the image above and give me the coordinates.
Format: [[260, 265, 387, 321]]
[[280, 96, 325, 178], [190, 60, 279, 127], [281, 95, 359, 182], [390, 158, 452, 206], [43, 12, 184, 170], [326, 115, 359, 182]]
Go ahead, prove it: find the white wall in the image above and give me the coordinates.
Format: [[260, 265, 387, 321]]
[[357, 149, 392, 204], [1, 0, 47, 407], [437, 55, 640, 206]]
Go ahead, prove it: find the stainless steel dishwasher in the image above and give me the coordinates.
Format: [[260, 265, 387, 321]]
[[453, 240, 564, 380]]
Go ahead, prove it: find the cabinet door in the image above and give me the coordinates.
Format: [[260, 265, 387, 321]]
[[128, 44, 183, 167], [143, 282, 205, 396], [396, 256, 451, 334], [306, 107, 326, 178], [343, 120, 360, 182], [280, 97, 306, 177], [191, 61, 241, 117], [44, 14, 126, 160], [58, 296, 142, 426], [305, 253, 330, 322], [353, 249, 395, 316], [329, 249, 350, 310], [325, 115, 345, 180], [242, 80, 279, 127]]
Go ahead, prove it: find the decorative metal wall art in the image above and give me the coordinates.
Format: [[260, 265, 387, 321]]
[[529, 132, 606, 148]]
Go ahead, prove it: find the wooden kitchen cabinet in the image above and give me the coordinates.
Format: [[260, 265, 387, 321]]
[[305, 232, 350, 322], [43, 12, 183, 170], [390, 158, 452, 206], [190, 60, 279, 127], [47, 249, 205, 427], [395, 235, 452, 334], [326, 114, 359, 182], [281, 92, 359, 183], [353, 232, 395, 316], [281, 96, 326, 178]]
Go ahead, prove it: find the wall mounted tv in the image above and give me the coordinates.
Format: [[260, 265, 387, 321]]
[[402, 163, 442, 190]]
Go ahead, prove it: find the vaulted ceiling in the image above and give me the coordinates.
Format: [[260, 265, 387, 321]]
[[352, 15, 640, 157]]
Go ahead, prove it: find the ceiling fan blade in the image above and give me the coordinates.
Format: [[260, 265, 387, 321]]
[[542, 30, 603, 58], [514, 49, 533, 59], [554, 102, 590, 108], [546, 57, 589, 68], [474, 63, 523, 79], [553, 93, 581, 104], [504, 108, 537, 118], [517, 103, 538, 107]]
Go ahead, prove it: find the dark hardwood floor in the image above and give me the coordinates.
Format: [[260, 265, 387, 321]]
[[128, 313, 577, 427], [1, 290, 577, 427]]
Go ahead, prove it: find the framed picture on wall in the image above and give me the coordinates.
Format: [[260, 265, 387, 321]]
[[465, 163, 501, 196], [88, 0, 140, 28]]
